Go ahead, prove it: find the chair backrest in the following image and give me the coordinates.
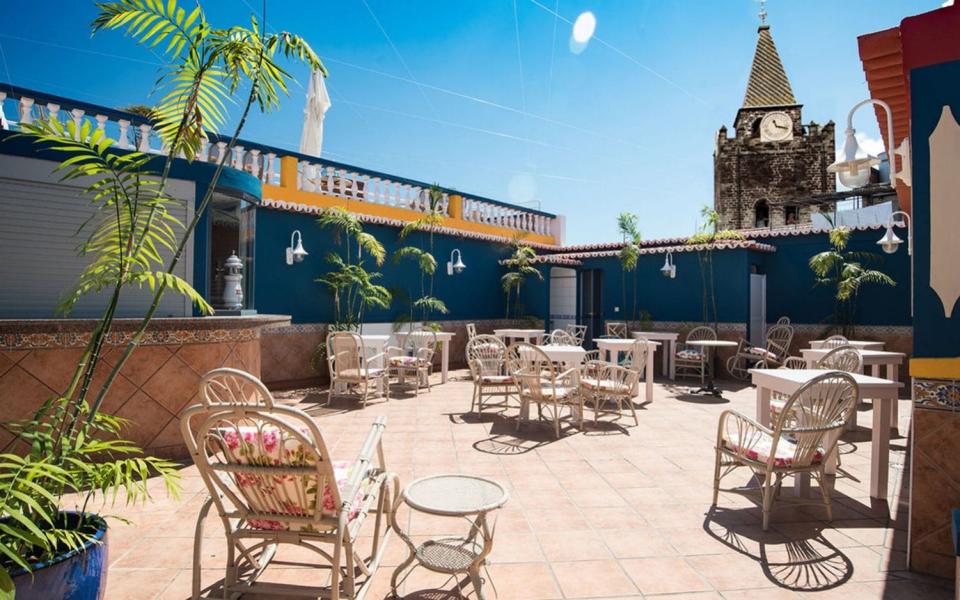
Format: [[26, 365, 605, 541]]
[[507, 342, 559, 403], [765, 324, 794, 360], [547, 329, 578, 346], [327, 331, 364, 377], [780, 356, 808, 370], [620, 340, 650, 376], [565, 324, 588, 346], [816, 346, 862, 373], [686, 325, 717, 344], [200, 367, 275, 407], [466, 334, 507, 378], [776, 316, 791, 325], [772, 371, 858, 469], [594, 363, 640, 396], [182, 370, 343, 531], [822, 334, 849, 349], [466, 323, 477, 340], [606, 322, 628, 338]]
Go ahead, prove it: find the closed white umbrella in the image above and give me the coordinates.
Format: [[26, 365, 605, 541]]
[[299, 69, 331, 157]]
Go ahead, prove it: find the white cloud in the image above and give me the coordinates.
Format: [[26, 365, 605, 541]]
[[855, 132, 885, 158], [943, 0, 954, 8]]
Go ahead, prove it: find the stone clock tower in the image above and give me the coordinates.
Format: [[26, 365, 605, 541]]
[[714, 22, 836, 229]]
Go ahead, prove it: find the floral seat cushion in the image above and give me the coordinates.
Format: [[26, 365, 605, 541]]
[[336, 367, 385, 379], [747, 346, 778, 361], [722, 431, 823, 467], [580, 376, 629, 394], [389, 355, 429, 367], [676, 349, 705, 360], [219, 425, 372, 531], [479, 374, 513, 384]]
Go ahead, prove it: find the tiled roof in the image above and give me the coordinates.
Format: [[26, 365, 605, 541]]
[[743, 25, 797, 108], [545, 240, 777, 261]]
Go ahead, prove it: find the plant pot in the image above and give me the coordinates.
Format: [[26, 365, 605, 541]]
[[10, 512, 108, 600]]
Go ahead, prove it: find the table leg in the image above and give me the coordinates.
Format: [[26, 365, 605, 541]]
[[668, 340, 676, 380], [757, 386, 771, 427], [645, 345, 654, 403], [441, 340, 449, 384], [870, 396, 892, 499], [888, 363, 899, 432]]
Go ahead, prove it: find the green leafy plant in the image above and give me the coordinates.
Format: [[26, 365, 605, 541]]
[[501, 241, 543, 319], [393, 185, 449, 324], [1, 0, 322, 590], [809, 226, 895, 337], [686, 206, 744, 331], [315, 207, 392, 332], [616, 212, 642, 321]]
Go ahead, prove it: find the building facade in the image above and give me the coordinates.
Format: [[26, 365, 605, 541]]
[[714, 23, 836, 230]]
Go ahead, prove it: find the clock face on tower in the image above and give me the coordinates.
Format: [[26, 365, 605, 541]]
[[759, 111, 793, 142]]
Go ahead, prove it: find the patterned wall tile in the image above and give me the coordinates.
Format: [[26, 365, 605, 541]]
[[915, 378, 960, 411]]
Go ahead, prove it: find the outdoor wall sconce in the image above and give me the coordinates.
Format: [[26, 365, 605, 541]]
[[877, 210, 912, 256], [285, 230, 308, 265], [447, 249, 466, 275], [828, 98, 912, 189], [660, 251, 676, 279]]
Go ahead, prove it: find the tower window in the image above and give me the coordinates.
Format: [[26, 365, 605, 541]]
[[754, 200, 769, 228], [785, 206, 799, 225], [751, 118, 762, 138]]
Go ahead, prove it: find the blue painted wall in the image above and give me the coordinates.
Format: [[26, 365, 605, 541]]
[[910, 60, 960, 357]]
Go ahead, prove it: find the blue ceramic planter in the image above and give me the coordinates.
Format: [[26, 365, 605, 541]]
[[10, 512, 108, 600]]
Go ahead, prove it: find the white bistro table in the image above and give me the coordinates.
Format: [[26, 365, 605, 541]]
[[594, 338, 658, 403], [533, 344, 587, 369], [749, 368, 902, 499], [632, 331, 680, 379], [393, 330, 456, 383], [801, 348, 905, 428], [688, 339, 739, 398], [391, 474, 509, 600], [809, 339, 885, 350], [493, 328, 544, 344]]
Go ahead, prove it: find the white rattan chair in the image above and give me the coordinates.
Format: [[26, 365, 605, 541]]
[[605, 321, 628, 338], [183, 368, 396, 600], [546, 329, 578, 346], [580, 360, 643, 427], [386, 328, 437, 395], [779, 356, 808, 370], [507, 342, 582, 438], [726, 324, 795, 379], [821, 334, 849, 349], [776, 316, 791, 325], [466, 323, 477, 340], [327, 332, 389, 407], [676, 326, 717, 384], [713, 371, 858, 530], [466, 334, 514, 414], [770, 347, 862, 426], [565, 324, 588, 346]]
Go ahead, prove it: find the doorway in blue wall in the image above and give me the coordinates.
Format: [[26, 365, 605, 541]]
[[580, 269, 604, 343]]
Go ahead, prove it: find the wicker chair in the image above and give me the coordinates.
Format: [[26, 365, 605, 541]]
[[779, 356, 808, 370], [466, 323, 477, 340], [386, 328, 437, 395], [327, 332, 389, 407], [776, 316, 791, 325], [182, 368, 396, 600], [726, 324, 795, 379], [507, 342, 582, 438], [605, 321, 628, 338], [713, 371, 858, 530], [821, 334, 849, 349], [466, 334, 514, 414], [676, 326, 717, 384], [580, 343, 647, 426], [565, 324, 588, 346], [546, 329, 578, 346]]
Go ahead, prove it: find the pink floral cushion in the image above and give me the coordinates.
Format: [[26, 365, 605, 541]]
[[389, 355, 428, 367], [219, 425, 370, 531], [676, 349, 705, 360], [722, 432, 823, 467], [479, 374, 513, 384], [748, 347, 778, 361]]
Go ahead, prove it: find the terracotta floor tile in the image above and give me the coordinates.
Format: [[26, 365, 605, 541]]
[[537, 530, 611, 562], [620, 557, 713, 595], [551, 559, 638, 598]]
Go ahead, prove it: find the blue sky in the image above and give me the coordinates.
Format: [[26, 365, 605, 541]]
[[0, 1, 937, 244]]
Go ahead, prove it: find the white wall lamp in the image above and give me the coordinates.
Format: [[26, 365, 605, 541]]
[[877, 210, 912, 256], [828, 98, 912, 189], [447, 248, 466, 275], [285, 230, 308, 265], [660, 251, 676, 279]]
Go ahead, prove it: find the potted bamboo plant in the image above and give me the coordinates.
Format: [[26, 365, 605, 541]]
[[0, 1, 323, 597]]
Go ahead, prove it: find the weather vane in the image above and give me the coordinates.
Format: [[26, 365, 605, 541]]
[[758, 0, 768, 25]]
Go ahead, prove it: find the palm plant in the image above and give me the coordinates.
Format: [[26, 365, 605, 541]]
[[501, 242, 543, 319], [617, 212, 641, 322], [809, 226, 895, 337], [315, 207, 391, 331], [686, 206, 744, 331], [1, 0, 322, 588], [393, 185, 449, 325]]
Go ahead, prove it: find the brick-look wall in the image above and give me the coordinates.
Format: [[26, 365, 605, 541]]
[[714, 106, 836, 230]]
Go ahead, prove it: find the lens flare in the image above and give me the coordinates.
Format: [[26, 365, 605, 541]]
[[572, 12, 596, 43]]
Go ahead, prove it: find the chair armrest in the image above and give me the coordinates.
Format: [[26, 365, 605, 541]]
[[364, 352, 387, 365], [341, 416, 388, 512], [384, 345, 402, 356], [716, 410, 773, 454]]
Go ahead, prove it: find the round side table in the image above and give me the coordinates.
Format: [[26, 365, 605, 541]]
[[391, 474, 509, 600]]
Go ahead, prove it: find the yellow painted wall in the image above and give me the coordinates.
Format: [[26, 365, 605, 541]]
[[910, 357, 960, 379]]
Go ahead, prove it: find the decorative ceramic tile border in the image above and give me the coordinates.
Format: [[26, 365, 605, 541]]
[[914, 378, 960, 411], [1, 327, 260, 350], [617, 320, 747, 334], [787, 323, 913, 337], [263, 323, 328, 335]]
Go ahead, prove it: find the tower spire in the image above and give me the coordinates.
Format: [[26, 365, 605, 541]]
[[759, 0, 767, 26], [742, 18, 797, 108]]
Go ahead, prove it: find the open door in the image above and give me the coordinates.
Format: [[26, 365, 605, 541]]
[[749, 273, 767, 347], [579, 269, 604, 343]]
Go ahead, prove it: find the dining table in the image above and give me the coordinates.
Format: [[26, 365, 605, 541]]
[[593, 338, 658, 403], [532, 344, 587, 369], [493, 328, 544, 345], [750, 367, 902, 499], [631, 331, 679, 379], [809, 339, 885, 350], [393, 330, 455, 383], [687, 339, 739, 398]]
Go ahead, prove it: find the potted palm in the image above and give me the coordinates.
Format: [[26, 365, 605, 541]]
[[0, 1, 322, 597]]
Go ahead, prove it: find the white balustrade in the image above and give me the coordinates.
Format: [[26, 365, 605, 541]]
[[265, 152, 276, 184], [117, 119, 130, 149], [70, 109, 84, 140], [95, 114, 108, 137], [137, 124, 152, 152], [19, 97, 34, 125], [46, 103, 60, 123], [248, 149, 260, 178]]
